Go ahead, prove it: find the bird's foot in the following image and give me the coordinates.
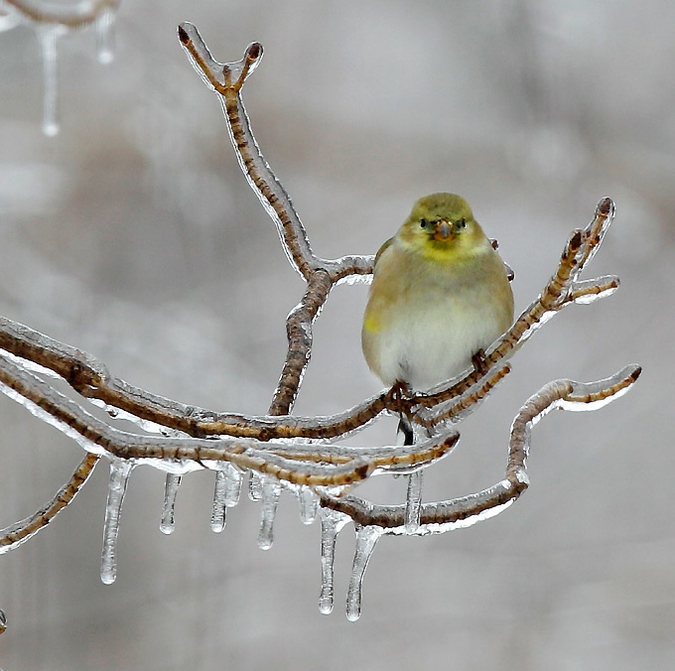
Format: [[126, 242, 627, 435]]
[[471, 348, 489, 375], [390, 380, 413, 413]]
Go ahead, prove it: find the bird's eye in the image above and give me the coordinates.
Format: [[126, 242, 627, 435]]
[[456, 217, 467, 229], [420, 218, 428, 229]]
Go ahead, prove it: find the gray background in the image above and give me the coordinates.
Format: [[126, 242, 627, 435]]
[[0, 1, 673, 669]]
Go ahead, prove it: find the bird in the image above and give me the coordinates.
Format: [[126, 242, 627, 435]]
[[361, 192, 514, 441]]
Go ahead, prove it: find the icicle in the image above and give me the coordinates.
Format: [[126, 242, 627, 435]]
[[36, 25, 66, 137], [101, 458, 134, 585], [222, 463, 243, 507], [405, 470, 423, 534], [210, 469, 228, 532], [318, 508, 351, 615], [257, 479, 282, 550], [346, 525, 384, 622], [248, 470, 263, 501], [298, 486, 318, 525], [95, 7, 117, 64], [0, 607, 6, 634], [159, 473, 182, 535]]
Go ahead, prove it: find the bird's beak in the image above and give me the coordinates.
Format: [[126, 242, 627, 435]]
[[433, 220, 453, 241]]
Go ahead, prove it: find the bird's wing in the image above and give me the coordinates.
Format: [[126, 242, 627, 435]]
[[374, 237, 395, 267]]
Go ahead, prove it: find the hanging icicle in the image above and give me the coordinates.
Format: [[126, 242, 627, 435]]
[[297, 486, 318, 525], [404, 470, 423, 534], [100, 458, 134, 585], [318, 508, 351, 615], [159, 473, 182, 535], [346, 525, 384, 622], [36, 24, 66, 136], [210, 469, 228, 533], [257, 479, 282, 550], [94, 6, 116, 64]]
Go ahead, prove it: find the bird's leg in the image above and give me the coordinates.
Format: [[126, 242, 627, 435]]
[[397, 416, 414, 446], [471, 348, 489, 375], [391, 380, 415, 445]]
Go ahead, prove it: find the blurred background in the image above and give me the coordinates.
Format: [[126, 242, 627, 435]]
[[0, 1, 673, 669]]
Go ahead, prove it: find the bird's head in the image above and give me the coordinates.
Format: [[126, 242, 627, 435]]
[[397, 193, 489, 262]]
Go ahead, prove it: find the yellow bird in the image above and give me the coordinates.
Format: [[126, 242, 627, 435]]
[[362, 193, 514, 395]]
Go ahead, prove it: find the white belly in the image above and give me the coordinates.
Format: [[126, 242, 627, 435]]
[[373, 288, 505, 390]]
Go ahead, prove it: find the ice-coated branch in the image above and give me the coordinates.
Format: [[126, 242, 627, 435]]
[[0, 22, 641, 621], [320, 365, 641, 531], [177, 22, 373, 285], [0, 353, 457, 486], [0, 453, 98, 554]]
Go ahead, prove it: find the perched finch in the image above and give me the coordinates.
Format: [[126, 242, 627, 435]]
[[362, 193, 514, 398]]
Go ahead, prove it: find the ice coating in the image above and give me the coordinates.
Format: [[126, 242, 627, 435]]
[[346, 525, 384, 622], [318, 508, 351, 615], [257, 480, 282, 550], [100, 458, 133, 585], [0, 453, 98, 554], [405, 470, 423, 533], [160, 474, 182, 534], [221, 463, 243, 507], [248, 471, 263, 501], [298, 486, 318, 525], [210, 469, 228, 532]]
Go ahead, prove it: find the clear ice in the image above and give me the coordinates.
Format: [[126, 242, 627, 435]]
[[405, 470, 423, 533], [318, 509, 351, 615], [210, 469, 228, 532], [248, 470, 263, 501], [257, 479, 282, 550], [159, 473, 182, 534], [297, 486, 318, 525], [101, 458, 134, 585], [346, 525, 384, 622]]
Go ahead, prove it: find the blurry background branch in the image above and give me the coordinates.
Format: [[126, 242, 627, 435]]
[[0, 0, 119, 135]]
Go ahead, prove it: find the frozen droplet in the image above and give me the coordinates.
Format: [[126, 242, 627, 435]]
[[248, 470, 263, 501], [318, 508, 351, 615], [95, 8, 116, 64], [159, 473, 182, 535], [404, 470, 423, 534], [346, 525, 383, 622], [36, 25, 66, 137], [298, 486, 318, 525], [210, 469, 228, 532], [257, 480, 282, 550], [101, 459, 134, 585], [0, 608, 6, 633]]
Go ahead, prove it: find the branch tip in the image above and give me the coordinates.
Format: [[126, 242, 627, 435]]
[[247, 42, 263, 62], [597, 196, 614, 217]]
